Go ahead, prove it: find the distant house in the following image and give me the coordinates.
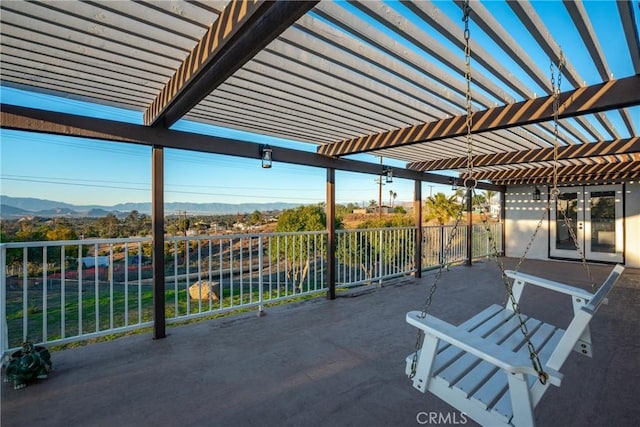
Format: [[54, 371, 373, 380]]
[[81, 256, 109, 268], [233, 222, 247, 231]]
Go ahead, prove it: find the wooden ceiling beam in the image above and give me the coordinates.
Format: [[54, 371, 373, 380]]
[[409, 137, 640, 171], [144, 0, 318, 128], [317, 75, 640, 157], [0, 104, 505, 192]]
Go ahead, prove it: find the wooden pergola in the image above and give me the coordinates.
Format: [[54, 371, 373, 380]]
[[1, 1, 639, 338]]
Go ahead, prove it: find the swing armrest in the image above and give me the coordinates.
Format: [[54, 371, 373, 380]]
[[407, 311, 563, 386], [505, 270, 595, 301]]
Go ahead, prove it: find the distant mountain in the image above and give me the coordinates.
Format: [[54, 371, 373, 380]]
[[86, 208, 120, 217], [35, 207, 78, 216], [0, 204, 33, 217], [0, 196, 303, 218], [0, 196, 81, 212]]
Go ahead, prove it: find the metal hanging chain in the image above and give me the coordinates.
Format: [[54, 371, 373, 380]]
[[463, 0, 474, 180], [454, 0, 546, 384], [550, 52, 563, 195], [477, 192, 549, 385], [557, 196, 596, 290], [411, 2, 548, 383], [549, 52, 595, 290], [410, 0, 475, 379], [409, 190, 469, 378]]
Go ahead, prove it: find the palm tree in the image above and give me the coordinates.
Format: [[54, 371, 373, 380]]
[[485, 190, 496, 205], [388, 190, 397, 207], [424, 193, 461, 225]]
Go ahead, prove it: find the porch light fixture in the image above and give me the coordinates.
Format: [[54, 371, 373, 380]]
[[261, 145, 272, 169], [384, 167, 393, 183], [450, 177, 458, 191], [533, 186, 541, 201]]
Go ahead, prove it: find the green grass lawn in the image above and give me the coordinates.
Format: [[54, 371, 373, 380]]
[[4, 281, 325, 349]]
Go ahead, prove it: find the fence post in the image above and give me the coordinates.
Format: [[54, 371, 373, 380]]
[[414, 180, 422, 277], [151, 145, 166, 339], [326, 168, 336, 299], [378, 229, 384, 287], [1, 245, 7, 360], [466, 188, 473, 266], [439, 226, 445, 266], [257, 236, 265, 317], [486, 225, 490, 257]]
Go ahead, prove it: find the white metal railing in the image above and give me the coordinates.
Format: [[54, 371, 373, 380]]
[[1, 237, 154, 358], [164, 231, 327, 323], [421, 222, 502, 269], [336, 227, 415, 286], [1, 224, 502, 357]]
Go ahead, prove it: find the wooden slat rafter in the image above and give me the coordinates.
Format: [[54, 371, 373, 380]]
[[144, 0, 318, 128], [409, 137, 640, 171], [317, 75, 640, 157], [489, 170, 640, 185], [464, 160, 640, 184]]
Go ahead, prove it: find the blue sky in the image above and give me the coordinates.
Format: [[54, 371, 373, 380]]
[[0, 0, 637, 209], [0, 87, 431, 207]]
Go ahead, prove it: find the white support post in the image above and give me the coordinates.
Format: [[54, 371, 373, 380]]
[[572, 295, 593, 357], [507, 372, 535, 427], [411, 333, 439, 393], [1, 245, 8, 360], [378, 229, 384, 287], [257, 236, 265, 317], [506, 279, 526, 312], [547, 309, 593, 371]]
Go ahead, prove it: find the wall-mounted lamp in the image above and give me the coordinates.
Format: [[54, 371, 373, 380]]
[[261, 145, 272, 169], [450, 177, 458, 191], [533, 186, 541, 201], [384, 168, 393, 183]]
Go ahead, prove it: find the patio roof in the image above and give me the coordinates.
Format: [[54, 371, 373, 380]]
[[1, 0, 639, 184], [2, 260, 639, 426]]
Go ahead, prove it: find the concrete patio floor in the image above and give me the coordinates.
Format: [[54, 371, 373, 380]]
[[1, 259, 639, 427]]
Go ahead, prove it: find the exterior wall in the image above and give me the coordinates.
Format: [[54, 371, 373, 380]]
[[624, 181, 640, 268], [504, 185, 548, 260], [505, 182, 640, 268]]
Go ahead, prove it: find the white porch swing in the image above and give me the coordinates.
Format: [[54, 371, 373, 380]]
[[404, 3, 625, 426]]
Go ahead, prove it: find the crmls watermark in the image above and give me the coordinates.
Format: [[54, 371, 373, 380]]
[[416, 411, 468, 425]]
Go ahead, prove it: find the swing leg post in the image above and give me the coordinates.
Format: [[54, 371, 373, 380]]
[[411, 333, 439, 393], [507, 372, 535, 427]]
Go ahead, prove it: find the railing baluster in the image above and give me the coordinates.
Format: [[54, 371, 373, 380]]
[[198, 239, 202, 313], [94, 244, 99, 333], [249, 236, 253, 304], [185, 239, 190, 315], [61, 245, 66, 339], [43, 246, 48, 343], [137, 241, 142, 325], [208, 239, 213, 312], [238, 237, 245, 305], [229, 238, 234, 308], [258, 236, 264, 315], [173, 240, 178, 317], [1, 245, 7, 355], [219, 239, 223, 311], [109, 244, 114, 331], [22, 248, 27, 343], [124, 244, 128, 327]]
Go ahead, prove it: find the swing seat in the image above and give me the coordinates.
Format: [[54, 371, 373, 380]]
[[405, 264, 624, 427]]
